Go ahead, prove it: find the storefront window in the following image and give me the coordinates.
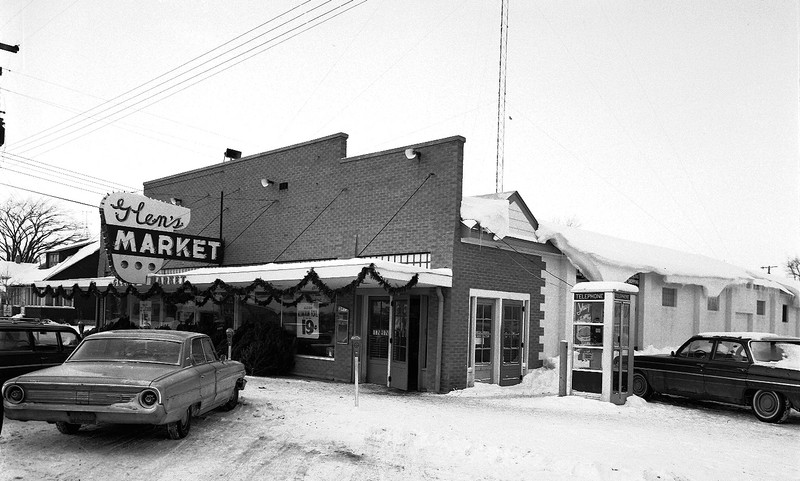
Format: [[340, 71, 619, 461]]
[[284, 300, 336, 358]]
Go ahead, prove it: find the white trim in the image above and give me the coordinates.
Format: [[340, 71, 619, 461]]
[[469, 289, 530, 302]]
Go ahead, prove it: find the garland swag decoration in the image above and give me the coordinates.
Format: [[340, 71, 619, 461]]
[[31, 264, 420, 308]]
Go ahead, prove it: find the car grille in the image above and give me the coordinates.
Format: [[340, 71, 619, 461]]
[[22, 385, 140, 406]]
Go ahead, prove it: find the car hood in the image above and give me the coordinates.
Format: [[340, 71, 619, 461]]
[[10, 362, 182, 387]]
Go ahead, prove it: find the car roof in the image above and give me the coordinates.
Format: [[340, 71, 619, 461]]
[[85, 330, 205, 341], [696, 331, 800, 342], [0, 318, 79, 333]]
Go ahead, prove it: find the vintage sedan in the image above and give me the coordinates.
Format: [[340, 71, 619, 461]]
[[2, 330, 246, 439], [631, 332, 800, 423]]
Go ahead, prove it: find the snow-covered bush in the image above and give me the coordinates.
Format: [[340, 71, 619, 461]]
[[231, 319, 295, 376]]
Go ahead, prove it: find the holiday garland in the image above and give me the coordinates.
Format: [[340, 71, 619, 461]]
[[30, 263, 420, 308]]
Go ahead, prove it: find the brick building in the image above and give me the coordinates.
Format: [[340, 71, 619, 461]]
[[126, 133, 551, 392]]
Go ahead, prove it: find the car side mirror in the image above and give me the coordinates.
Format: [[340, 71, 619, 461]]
[[670, 351, 675, 357]]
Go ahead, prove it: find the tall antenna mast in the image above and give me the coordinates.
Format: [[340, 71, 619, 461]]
[[495, 0, 509, 193]]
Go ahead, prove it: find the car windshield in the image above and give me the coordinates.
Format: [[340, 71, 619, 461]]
[[69, 338, 182, 365], [750, 341, 800, 369]]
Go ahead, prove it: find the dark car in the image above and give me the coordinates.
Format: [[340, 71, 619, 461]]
[[1, 317, 82, 434], [3, 330, 246, 439], [631, 332, 800, 423]]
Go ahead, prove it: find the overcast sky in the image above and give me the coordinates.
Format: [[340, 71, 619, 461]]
[[0, 1, 797, 275]]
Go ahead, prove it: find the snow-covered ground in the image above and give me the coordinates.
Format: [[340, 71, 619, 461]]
[[1, 363, 798, 481]]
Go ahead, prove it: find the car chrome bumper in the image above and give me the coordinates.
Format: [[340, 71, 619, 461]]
[[2, 400, 184, 426]]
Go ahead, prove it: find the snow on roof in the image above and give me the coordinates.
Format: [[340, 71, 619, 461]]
[[535, 220, 800, 301], [0, 260, 40, 283], [460, 196, 510, 239], [9, 240, 100, 285], [151, 257, 453, 289]]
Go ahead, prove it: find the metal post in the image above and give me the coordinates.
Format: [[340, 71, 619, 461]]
[[558, 340, 568, 396], [354, 355, 360, 407], [226, 327, 234, 360]]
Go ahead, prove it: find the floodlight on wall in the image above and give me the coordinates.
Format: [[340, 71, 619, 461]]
[[169, 197, 182, 205], [261, 178, 275, 188], [404, 148, 421, 161], [224, 148, 242, 161]]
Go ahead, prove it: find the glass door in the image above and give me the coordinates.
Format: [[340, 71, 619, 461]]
[[499, 301, 522, 386]]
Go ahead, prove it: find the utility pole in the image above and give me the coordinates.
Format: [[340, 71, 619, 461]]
[[760, 265, 778, 274], [0, 41, 19, 147], [495, 0, 509, 193]]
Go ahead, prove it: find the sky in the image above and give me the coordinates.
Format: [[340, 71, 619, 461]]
[[0, 0, 798, 276]]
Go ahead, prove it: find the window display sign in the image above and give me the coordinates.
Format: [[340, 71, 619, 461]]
[[100, 192, 224, 284], [297, 302, 320, 339], [336, 306, 350, 344], [139, 300, 152, 328]]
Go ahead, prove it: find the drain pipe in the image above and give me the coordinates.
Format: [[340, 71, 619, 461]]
[[435, 287, 444, 393]]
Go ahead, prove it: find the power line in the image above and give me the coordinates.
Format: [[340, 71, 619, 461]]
[[27, 0, 368, 159], [1, 151, 137, 192], [0, 181, 97, 208], [12, 1, 353, 155], [0, 163, 108, 196]]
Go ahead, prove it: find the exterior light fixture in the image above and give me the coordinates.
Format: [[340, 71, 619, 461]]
[[260, 179, 275, 188], [224, 148, 242, 161], [404, 148, 421, 161]]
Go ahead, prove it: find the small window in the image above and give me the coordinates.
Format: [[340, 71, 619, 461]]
[[677, 339, 713, 359], [707, 296, 719, 311], [756, 300, 765, 316], [191, 338, 206, 364], [713, 340, 747, 362], [32, 330, 60, 351], [662, 287, 677, 307], [201, 337, 218, 362], [0, 330, 32, 351], [60, 331, 80, 349], [783, 305, 789, 323]]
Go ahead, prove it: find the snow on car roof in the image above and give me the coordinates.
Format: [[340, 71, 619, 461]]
[[697, 332, 800, 341], [86, 330, 202, 340]]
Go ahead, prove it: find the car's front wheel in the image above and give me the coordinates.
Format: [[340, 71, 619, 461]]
[[632, 372, 653, 400], [751, 390, 790, 423], [221, 388, 240, 411], [166, 407, 192, 439], [56, 422, 81, 435]]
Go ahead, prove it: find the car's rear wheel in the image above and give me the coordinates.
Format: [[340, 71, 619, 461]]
[[56, 422, 81, 435], [632, 372, 653, 400], [166, 407, 192, 439], [221, 388, 239, 411], [751, 390, 790, 423]]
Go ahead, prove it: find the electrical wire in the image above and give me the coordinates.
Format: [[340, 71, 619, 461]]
[[9, 1, 315, 151], [273, 189, 348, 261], [12, 1, 357, 156], [0, 182, 98, 208], [358, 173, 435, 256], [1, 150, 137, 192], [227, 200, 280, 248]]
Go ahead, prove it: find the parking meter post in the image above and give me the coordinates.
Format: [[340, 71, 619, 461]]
[[226, 328, 234, 360], [78, 321, 85, 336], [351, 335, 361, 407]]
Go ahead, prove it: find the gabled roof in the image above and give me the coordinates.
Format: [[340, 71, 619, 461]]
[[9, 240, 100, 285], [461, 191, 540, 242]]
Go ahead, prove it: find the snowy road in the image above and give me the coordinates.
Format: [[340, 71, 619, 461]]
[[1, 371, 798, 481]]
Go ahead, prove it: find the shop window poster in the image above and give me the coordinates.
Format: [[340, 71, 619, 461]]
[[297, 302, 320, 339]]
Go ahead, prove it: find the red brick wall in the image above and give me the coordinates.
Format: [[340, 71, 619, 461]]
[[142, 133, 465, 269]]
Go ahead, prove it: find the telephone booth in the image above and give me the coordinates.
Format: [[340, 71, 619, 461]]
[[568, 282, 637, 404]]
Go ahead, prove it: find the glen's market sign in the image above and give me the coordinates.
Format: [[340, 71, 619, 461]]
[[100, 192, 224, 284]]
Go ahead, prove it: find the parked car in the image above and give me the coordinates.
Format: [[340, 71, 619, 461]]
[[1, 317, 83, 434], [2, 330, 246, 439], [631, 332, 800, 423]]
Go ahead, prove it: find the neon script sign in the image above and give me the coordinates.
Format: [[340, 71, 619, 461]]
[[100, 192, 224, 284]]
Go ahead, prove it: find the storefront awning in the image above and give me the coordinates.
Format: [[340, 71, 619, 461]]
[[149, 258, 453, 290]]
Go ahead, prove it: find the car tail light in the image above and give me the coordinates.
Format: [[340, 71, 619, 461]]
[[6, 385, 25, 404], [139, 389, 159, 408]]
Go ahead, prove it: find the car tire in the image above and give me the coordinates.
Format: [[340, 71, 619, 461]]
[[632, 372, 653, 400], [221, 388, 239, 412], [56, 422, 81, 435], [751, 390, 790, 424], [166, 407, 192, 439]]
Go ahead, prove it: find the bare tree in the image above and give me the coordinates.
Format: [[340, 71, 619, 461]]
[[549, 215, 583, 228], [787, 256, 800, 281], [0, 198, 85, 263]]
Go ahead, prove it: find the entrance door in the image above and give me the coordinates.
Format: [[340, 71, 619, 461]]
[[473, 300, 494, 383], [366, 298, 390, 385], [499, 301, 523, 386], [390, 300, 409, 390]]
